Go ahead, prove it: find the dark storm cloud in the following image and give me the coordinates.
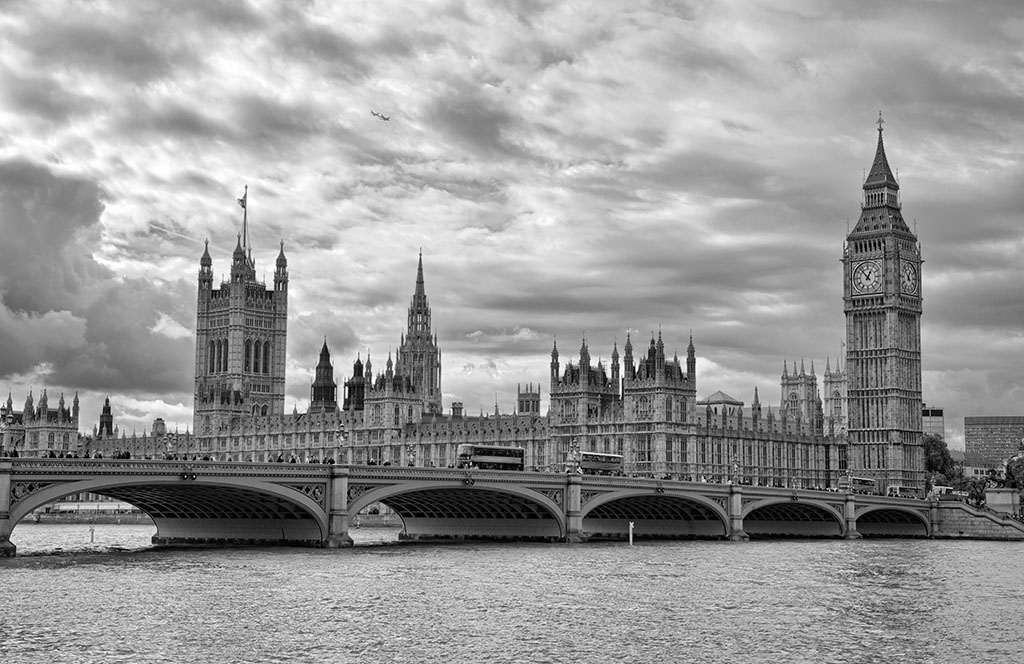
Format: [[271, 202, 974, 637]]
[[0, 159, 108, 313], [0, 160, 195, 391], [57, 278, 195, 392]]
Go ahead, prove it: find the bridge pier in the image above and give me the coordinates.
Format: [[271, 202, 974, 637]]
[[844, 492, 861, 539], [727, 484, 748, 541], [324, 467, 354, 548], [0, 461, 15, 556], [564, 473, 588, 543]]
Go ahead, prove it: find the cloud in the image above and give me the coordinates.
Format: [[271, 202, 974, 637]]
[[0, 158, 195, 399], [1, 1, 1022, 449]]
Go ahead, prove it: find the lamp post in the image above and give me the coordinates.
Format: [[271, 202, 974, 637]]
[[569, 438, 580, 474], [335, 423, 348, 465]]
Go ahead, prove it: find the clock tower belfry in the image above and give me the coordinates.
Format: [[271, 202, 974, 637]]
[[842, 114, 924, 491]]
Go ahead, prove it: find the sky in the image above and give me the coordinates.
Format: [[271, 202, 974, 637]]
[[1, 0, 1023, 450]]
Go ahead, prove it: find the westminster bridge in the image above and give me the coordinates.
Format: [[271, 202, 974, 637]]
[[3, 458, 1023, 555]]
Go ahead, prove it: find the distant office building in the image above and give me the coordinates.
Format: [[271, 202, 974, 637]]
[[964, 416, 1024, 468], [922, 404, 945, 440]]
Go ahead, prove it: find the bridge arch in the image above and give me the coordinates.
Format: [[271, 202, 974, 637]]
[[580, 489, 730, 539], [349, 480, 566, 541], [10, 476, 328, 546], [855, 504, 931, 537], [742, 497, 846, 538]]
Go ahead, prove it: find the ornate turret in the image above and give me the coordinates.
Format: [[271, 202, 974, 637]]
[[343, 354, 367, 411], [611, 341, 620, 393], [686, 332, 696, 376], [655, 330, 665, 375], [275, 240, 288, 288], [310, 338, 338, 413], [99, 397, 114, 437], [624, 332, 635, 380]]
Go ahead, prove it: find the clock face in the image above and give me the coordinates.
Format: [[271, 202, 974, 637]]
[[852, 261, 882, 294], [901, 262, 918, 295]]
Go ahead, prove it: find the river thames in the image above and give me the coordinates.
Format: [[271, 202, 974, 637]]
[[2, 524, 1023, 663]]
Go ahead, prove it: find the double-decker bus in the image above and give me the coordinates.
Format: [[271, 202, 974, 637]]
[[838, 476, 878, 494], [886, 485, 921, 499], [456, 444, 525, 470], [568, 452, 624, 475]]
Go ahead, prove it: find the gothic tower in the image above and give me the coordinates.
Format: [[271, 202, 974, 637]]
[[780, 359, 824, 434], [396, 252, 442, 415], [842, 116, 924, 489], [193, 189, 289, 436], [822, 355, 847, 436], [309, 339, 338, 413]]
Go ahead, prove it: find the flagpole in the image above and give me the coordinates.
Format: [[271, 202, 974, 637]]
[[241, 184, 248, 252]]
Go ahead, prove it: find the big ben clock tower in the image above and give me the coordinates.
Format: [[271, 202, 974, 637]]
[[843, 114, 924, 491]]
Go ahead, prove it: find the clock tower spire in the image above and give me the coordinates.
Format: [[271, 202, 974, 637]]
[[842, 114, 924, 492]]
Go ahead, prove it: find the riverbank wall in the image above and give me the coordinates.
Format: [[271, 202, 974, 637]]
[[935, 502, 1024, 540]]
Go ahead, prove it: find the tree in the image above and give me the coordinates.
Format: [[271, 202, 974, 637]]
[[1002, 451, 1024, 493], [923, 433, 954, 478], [967, 477, 988, 507]]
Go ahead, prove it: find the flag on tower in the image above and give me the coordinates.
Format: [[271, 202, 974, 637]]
[[237, 191, 247, 209]]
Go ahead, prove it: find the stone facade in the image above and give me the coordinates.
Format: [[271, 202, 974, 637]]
[[0, 391, 80, 457]]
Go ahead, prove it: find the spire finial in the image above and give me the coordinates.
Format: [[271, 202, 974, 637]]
[[877, 110, 884, 133]]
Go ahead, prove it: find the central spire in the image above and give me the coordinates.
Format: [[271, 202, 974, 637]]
[[864, 112, 898, 190], [415, 248, 425, 299]]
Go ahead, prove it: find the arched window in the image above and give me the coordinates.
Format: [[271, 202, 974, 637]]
[[253, 340, 261, 374], [261, 405, 268, 416], [263, 341, 271, 374], [209, 340, 215, 373], [244, 340, 252, 372]]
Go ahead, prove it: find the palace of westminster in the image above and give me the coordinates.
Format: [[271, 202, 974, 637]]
[[1, 124, 927, 490]]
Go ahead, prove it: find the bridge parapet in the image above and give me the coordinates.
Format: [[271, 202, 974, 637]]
[[5, 461, 1023, 555]]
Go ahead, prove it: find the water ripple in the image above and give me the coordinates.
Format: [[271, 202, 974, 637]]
[[3, 527, 1024, 663]]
